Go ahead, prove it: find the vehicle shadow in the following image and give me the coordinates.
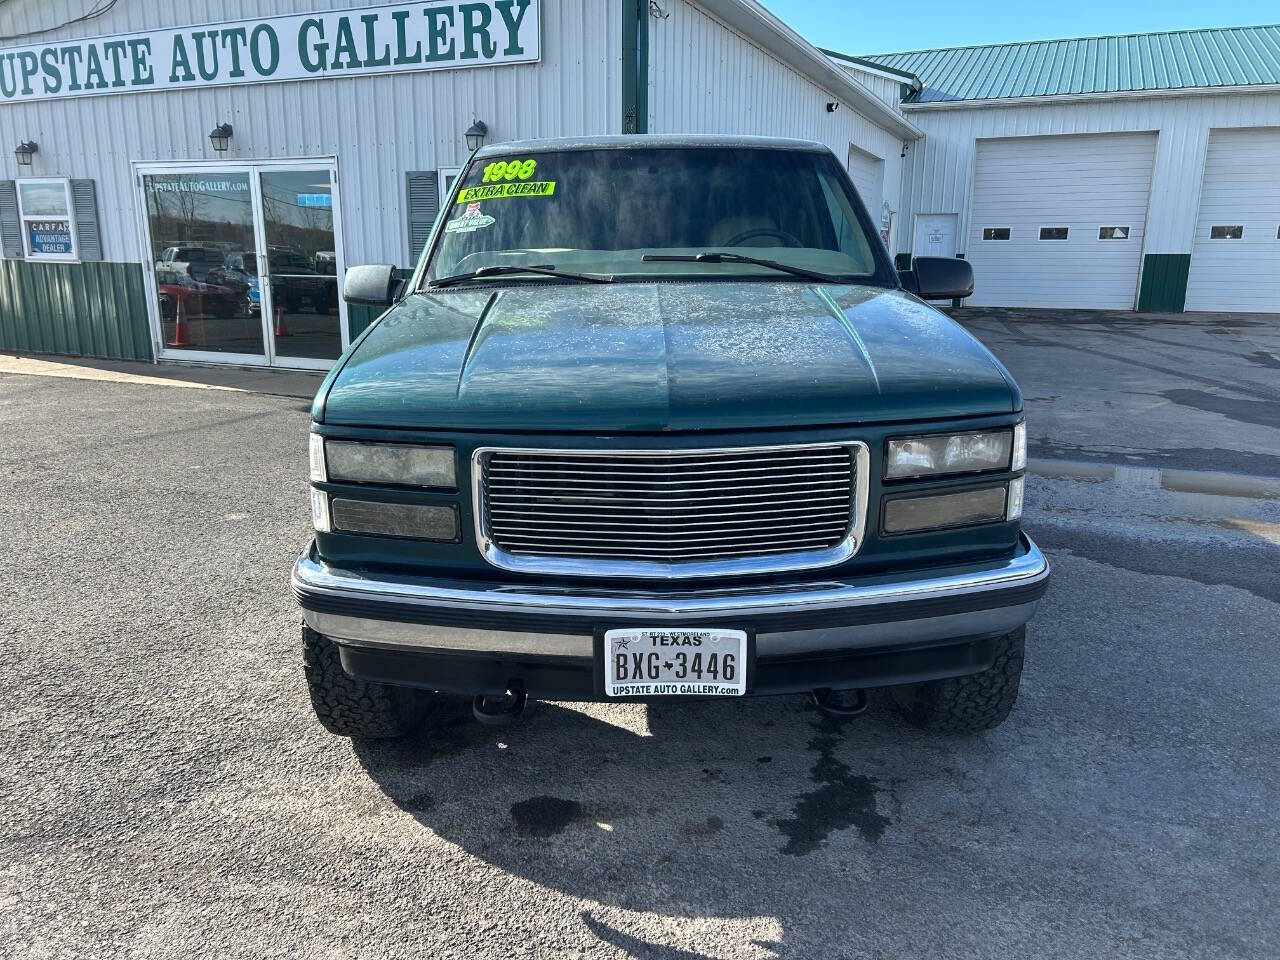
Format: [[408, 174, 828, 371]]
[[351, 692, 934, 957]]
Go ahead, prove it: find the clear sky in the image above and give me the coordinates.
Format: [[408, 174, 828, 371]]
[[756, 0, 1280, 54]]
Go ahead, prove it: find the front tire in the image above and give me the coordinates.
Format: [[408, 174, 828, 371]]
[[302, 625, 432, 738], [890, 627, 1025, 733]]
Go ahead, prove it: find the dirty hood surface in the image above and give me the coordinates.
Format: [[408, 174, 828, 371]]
[[318, 282, 1017, 431]]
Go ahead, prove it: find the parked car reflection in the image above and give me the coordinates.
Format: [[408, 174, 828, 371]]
[[157, 245, 225, 283], [155, 265, 244, 319], [209, 249, 339, 315], [269, 249, 340, 314]]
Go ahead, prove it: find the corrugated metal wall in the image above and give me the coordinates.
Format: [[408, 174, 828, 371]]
[[0, 0, 623, 268], [897, 91, 1280, 259], [0, 260, 152, 359], [830, 67, 904, 113], [647, 0, 906, 240]]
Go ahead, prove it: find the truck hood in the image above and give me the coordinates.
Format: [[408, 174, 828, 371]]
[[318, 282, 1018, 431]]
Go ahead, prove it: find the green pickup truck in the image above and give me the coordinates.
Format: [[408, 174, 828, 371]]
[[293, 135, 1048, 740]]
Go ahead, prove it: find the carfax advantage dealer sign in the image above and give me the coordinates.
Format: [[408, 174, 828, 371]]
[[0, 1, 540, 104]]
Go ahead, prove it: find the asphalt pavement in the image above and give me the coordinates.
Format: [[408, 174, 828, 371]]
[[1, 309, 1278, 959]]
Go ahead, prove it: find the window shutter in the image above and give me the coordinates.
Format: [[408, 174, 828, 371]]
[[70, 179, 102, 261], [0, 181, 22, 259], [405, 171, 440, 264]]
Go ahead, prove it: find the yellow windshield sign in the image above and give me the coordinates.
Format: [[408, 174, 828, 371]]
[[457, 181, 556, 203]]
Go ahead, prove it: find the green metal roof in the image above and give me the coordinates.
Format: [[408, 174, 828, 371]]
[[856, 24, 1280, 103]]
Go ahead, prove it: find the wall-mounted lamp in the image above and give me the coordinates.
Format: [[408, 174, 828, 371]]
[[464, 119, 489, 152], [208, 123, 233, 153], [825, 101, 839, 113], [900, 141, 909, 158], [14, 141, 38, 166]]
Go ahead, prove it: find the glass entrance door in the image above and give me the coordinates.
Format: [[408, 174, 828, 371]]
[[142, 171, 264, 360], [140, 160, 347, 368], [259, 170, 343, 364]]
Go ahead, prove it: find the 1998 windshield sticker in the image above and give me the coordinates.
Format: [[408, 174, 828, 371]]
[[457, 181, 556, 203], [445, 203, 496, 233], [483, 158, 538, 182]]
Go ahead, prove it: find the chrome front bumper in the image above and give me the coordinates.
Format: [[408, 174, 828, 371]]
[[292, 535, 1050, 659]]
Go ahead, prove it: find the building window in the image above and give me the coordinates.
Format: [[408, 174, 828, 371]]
[[438, 167, 463, 206], [16, 179, 78, 261], [1039, 226, 1069, 241], [1210, 225, 1244, 240], [982, 227, 1011, 241], [1098, 226, 1130, 240]]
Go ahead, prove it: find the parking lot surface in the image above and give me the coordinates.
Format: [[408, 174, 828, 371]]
[[2, 309, 1278, 959]]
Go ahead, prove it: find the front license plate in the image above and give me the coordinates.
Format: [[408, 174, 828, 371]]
[[603, 628, 748, 698]]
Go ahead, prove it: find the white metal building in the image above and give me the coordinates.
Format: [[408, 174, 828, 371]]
[[0, 0, 919, 368], [834, 26, 1280, 313]]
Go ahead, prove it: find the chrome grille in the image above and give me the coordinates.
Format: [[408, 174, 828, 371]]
[[474, 443, 867, 577]]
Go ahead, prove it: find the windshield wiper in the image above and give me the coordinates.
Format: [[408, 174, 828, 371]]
[[429, 264, 614, 288], [642, 252, 846, 284]]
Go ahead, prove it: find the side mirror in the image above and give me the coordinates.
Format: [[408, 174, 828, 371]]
[[903, 256, 974, 301], [343, 264, 402, 307]]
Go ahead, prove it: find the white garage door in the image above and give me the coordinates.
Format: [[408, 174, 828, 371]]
[[1185, 128, 1280, 313], [965, 133, 1156, 308], [847, 145, 884, 218]]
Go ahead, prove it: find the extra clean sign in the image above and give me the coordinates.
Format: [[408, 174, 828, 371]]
[[0, 1, 540, 104]]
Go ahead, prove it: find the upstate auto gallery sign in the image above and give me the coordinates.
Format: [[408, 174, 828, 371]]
[[0, 1, 539, 103]]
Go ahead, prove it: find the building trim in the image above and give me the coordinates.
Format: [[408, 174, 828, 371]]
[[903, 83, 1280, 111], [820, 48, 922, 86], [0, 259, 152, 361], [1137, 253, 1192, 312]]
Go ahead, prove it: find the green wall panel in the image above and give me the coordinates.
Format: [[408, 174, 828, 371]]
[[346, 304, 386, 342], [621, 0, 648, 133], [0, 260, 152, 361], [346, 269, 411, 341], [1136, 253, 1191, 313]]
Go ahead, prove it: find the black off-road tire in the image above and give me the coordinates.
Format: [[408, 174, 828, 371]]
[[302, 625, 432, 738], [890, 627, 1025, 733]]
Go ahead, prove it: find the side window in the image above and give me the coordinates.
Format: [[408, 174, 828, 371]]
[[982, 227, 1010, 241], [16, 179, 77, 261], [818, 176, 860, 253], [438, 167, 463, 207], [1210, 225, 1243, 240], [3, 179, 101, 261], [1039, 226, 1069, 241], [816, 174, 874, 273], [1098, 226, 1130, 240]]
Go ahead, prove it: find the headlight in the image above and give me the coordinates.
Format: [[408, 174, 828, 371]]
[[885, 429, 1014, 479], [329, 499, 459, 541], [882, 483, 1011, 535], [324, 440, 456, 488]]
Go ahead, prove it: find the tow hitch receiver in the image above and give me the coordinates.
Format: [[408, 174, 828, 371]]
[[810, 687, 869, 718], [472, 684, 528, 726]]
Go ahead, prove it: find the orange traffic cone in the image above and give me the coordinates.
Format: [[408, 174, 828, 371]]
[[166, 297, 192, 347], [274, 305, 290, 337]]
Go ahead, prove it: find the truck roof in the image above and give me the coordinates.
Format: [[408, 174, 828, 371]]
[[472, 134, 831, 157]]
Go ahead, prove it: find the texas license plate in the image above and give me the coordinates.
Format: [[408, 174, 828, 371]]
[[603, 628, 748, 698]]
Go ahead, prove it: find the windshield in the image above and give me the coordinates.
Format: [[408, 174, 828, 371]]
[[424, 146, 891, 286]]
